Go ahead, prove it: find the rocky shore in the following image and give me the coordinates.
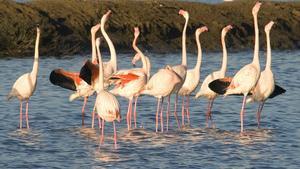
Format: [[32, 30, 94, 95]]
[[0, 0, 299, 57]]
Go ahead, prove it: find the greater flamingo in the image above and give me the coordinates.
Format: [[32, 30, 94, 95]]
[[209, 2, 262, 133], [246, 21, 286, 127], [7, 25, 40, 129], [95, 37, 121, 149], [109, 27, 148, 131], [140, 66, 181, 132], [167, 9, 189, 129], [49, 23, 101, 126], [178, 26, 208, 126], [195, 25, 233, 127]]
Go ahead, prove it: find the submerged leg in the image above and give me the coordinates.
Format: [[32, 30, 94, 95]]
[[174, 93, 181, 129], [100, 119, 105, 145], [113, 121, 117, 149], [155, 98, 161, 133], [240, 95, 248, 133], [19, 101, 23, 129], [133, 96, 138, 128], [166, 95, 170, 131], [81, 97, 88, 126], [186, 96, 190, 124], [126, 99, 133, 131], [25, 100, 29, 129], [91, 104, 96, 129], [160, 97, 164, 133], [256, 101, 265, 128]]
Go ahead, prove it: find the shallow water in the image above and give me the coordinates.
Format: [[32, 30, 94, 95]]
[[0, 50, 299, 168]]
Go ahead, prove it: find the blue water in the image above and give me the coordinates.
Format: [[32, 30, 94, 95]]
[[0, 50, 299, 168]]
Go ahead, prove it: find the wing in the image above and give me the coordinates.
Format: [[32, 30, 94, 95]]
[[208, 77, 233, 95], [79, 60, 99, 85], [49, 69, 79, 91], [268, 84, 286, 99]]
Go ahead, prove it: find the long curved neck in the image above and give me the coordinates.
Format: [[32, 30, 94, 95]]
[[31, 31, 40, 77], [101, 19, 117, 72], [91, 30, 97, 63], [96, 43, 104, 90], [145, 56, 151, 79], [252, 12, 260, 68], [265, 30, 271, 70], [220, 33, 227, 74], [132, 35, 148, 74], [194, 33, 202, 72], [181, 16, 188, 66]]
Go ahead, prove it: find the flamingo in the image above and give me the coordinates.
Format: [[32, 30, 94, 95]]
[[140, 66, 181, 132], [195, 25, 233, 127], [109, 27, 148, 131], [95, 37, 121, 149], [49, 23, 101, 126], [178, 26, 208, 126], [7, 25, 40, 129], [208, 2, 262, 133], [166, 9, 189, 130], [246, 21, 286, 127]]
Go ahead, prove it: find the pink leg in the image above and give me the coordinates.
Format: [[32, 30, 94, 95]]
[[155, 98, 161, 133], [25, 100, 29, 129], [160, 97, 164, 133], [126, 99, 133, 131], [256, 101, 265, 128], [133, 96, 138, 128], [240, 95, 248, 133], [98, 115, 101, 129], [100, 119, 105, 145], [19, 101, 23, 129], [186, 96, 190, 124], [91, 104, 96, 129], [174, 93, 181, 129], [81, 97, 88, 126], [206, 99, 215, 128], [166, 95, 170, 131], [113, 121, 117, 149], [181, 96, 185, 126]]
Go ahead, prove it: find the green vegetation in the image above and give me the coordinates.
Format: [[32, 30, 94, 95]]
[[0, 0, 299, 57]]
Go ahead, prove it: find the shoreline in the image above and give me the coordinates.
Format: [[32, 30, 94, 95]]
[[0, 0, 299, 57]]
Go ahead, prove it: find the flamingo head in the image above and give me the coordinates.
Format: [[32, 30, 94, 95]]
[[91, 23, 101, 34], [196, 26, 208, 36], [134, 27, 140, 38], [179, 9, 189, 19], [132, 53, 140, 67], [222, 25, 233, 37], [264, 21, 275, 33], [252, 1, 262, 16]]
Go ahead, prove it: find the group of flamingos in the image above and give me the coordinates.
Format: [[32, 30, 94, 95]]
[[8, 2, 285, 149]]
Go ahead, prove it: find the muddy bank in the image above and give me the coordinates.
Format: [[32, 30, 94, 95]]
[[0, 0, 299, 57]]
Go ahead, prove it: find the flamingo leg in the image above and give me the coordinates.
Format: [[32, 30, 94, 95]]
[[126, 99, 133, 131], [100, 119, 105, 145], [133, 96, 139, 128], [113, 121, 117, 149], [174, 93, 181, 129], [206, 99, 215, 128], [98, 115, 101, 129], [181, 96, 185, 126], [155, 98, 161, 133], [240, 95, 248, 133], [91, 104, 96, 129], [166, 95, 170, 131], [25, 99, 29, 129], [186, 96, 190, 124], [256, 101, 265, 128], [81, 97, 88, 126], [19, 101, 23, 129], [160, 97, 164, 133]]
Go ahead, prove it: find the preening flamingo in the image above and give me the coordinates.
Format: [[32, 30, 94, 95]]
[[209, 2, 262, 133], [7, 25, 40, 129], [195, 25, 233, 127], [49, 23, 101, 126], [95, 37, 121, 149], [109, 27, 148, 131], [178, 26, 208, 126], [167, 9, 189, 129], [140, 66, 181, 132], [246, 21, 286, 127]]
